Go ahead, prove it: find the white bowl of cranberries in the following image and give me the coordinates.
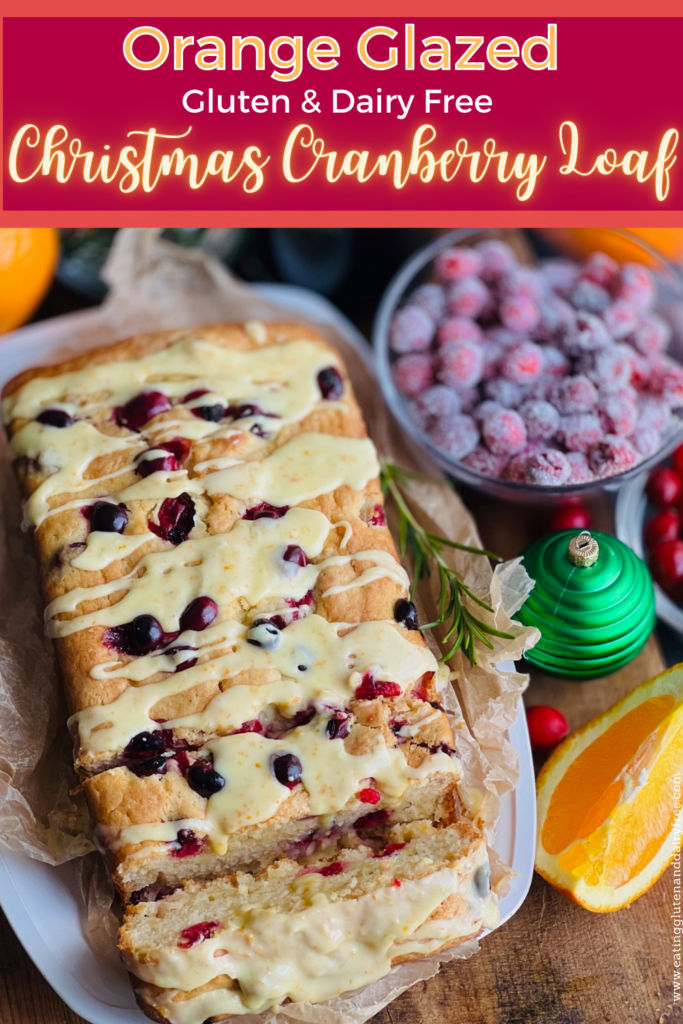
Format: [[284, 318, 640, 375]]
[[374, 229, 683, 502], [616, 450, 683, 637]]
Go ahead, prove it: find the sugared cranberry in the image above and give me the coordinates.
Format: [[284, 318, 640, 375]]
[[318, 366, 344, 400], [135, 438, 191, 478], [90, 501, 128, 534], [284, 545, 308, 568], [170, 829, 207, 858], [187, 760, 225, 798], [319, 862, 344, 877], [272, 753, 303, 789], [526, 705, 570, 754], [354, 674, 402, 700], [180, 597, 218, 633], [243, 501, 290, 521], [359, 787, 381, 804], [130, 885, 174, 905], [394, 598, 419, 631], [124, 731, 165, 761], [177, 920, 221, 949], [647, 467, 683, 509], [36, 408, 74, 428], [129, 755, 168, 777], [116, 391, 172, 431], [325, 712, 351, 740], [149, 493, 195, 545], [355, 809, 389, 830]]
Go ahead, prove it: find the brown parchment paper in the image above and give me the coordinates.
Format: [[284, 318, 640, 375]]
[[0, 229, 539, 1021]]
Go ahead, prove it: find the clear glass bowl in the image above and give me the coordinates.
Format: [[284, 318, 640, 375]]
[[615, 472, 683, 639], [373, 228, 683, 504]]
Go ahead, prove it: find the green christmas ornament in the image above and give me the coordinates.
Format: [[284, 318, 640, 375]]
[[517, 529, 655, 680]]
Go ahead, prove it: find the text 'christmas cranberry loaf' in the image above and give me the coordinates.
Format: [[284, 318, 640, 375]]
[[2, 322, 498, 1017]]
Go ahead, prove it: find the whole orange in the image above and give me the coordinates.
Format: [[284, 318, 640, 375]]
[[537, 228, 683, 268], [0, 228, 59, 334]]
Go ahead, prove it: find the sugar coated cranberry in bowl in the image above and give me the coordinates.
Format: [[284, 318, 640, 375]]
[[375, 229, 683, 501]]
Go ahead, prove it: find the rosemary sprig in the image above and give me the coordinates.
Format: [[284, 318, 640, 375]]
[[380, 459, 514, 665]]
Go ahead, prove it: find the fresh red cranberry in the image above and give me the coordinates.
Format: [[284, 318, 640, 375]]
[[124, 731, 165, 761], [149, 493, 195, 545], [36, 408, 74, 428], [319, 862, 344, 877], [129, 755, 168, 777], [180, 596, 218, 633], [135, 438, 191, 478], [354, 674, 402, 700], [104, 614, 172, 657], [129, 884, 175, 905], [187, 760, 226, 798], [325, 712, 351, 740], [317, 367, 344, 400], [365, 504, 386, 527], [549, 504, 590, 533], [90, 501, 128, 534], [650, 539, 683, 596], [224, 402, 275, 421], [272, 753, 303, 789], [645, 508, 680, 548], [234, 719, 264, 734], [673, 444, 683, 478], [170, 750, 192, 775], [526, 705, 570, 754], [379, 842, 406, 857], [355, 809, 389, 830], [647, 467, 683, 510], [165, 645, 198, 672], [243, 501, 290, 521], [359, 787, 381, 804], [288, 706, 317, 729], [183, 389, 225, 422], [394, 598, 419, 631], [170, 829, 207, 858], [284, 545, 308, 567], [116, 391, 172, 431], [177, 920, 221, 949]]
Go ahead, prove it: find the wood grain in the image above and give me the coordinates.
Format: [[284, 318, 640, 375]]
[[2, 489, 681, 1024]]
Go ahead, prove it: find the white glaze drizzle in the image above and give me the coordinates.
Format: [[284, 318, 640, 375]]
[[126, 863, 499, 1019]]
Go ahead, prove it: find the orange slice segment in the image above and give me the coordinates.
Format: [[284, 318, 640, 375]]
[[535, 664, 683, 912]]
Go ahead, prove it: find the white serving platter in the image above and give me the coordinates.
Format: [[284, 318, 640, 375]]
[[0, 285, 536, 1024]]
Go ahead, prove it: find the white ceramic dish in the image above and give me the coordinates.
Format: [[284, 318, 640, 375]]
[[0, 285, 536, 1024], [615, 470, 683, 638]]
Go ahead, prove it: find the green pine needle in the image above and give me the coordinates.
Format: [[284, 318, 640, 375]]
[[380, 459, 514, 666]]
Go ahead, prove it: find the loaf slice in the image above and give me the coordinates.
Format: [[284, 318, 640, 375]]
[[121, 820, 499, 1022]]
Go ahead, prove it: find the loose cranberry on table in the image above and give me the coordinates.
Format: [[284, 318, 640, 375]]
[[526, 705, 570, 754], [646, 467, 683, 509]]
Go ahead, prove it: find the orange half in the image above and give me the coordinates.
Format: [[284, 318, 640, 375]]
[[535, 664, 683, 911]]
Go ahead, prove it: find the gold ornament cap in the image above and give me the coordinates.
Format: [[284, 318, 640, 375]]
[[567, 530, 600, 567]]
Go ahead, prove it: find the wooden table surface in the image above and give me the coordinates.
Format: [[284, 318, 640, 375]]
[[1, 490, 680, 1024]]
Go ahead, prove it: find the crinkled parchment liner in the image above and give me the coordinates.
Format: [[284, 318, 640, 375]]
[[0, 229, 539, 1021]]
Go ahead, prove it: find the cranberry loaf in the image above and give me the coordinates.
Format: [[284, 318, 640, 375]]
[[3, 322, 497, 1016], [122, 820, 499, 1023]]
